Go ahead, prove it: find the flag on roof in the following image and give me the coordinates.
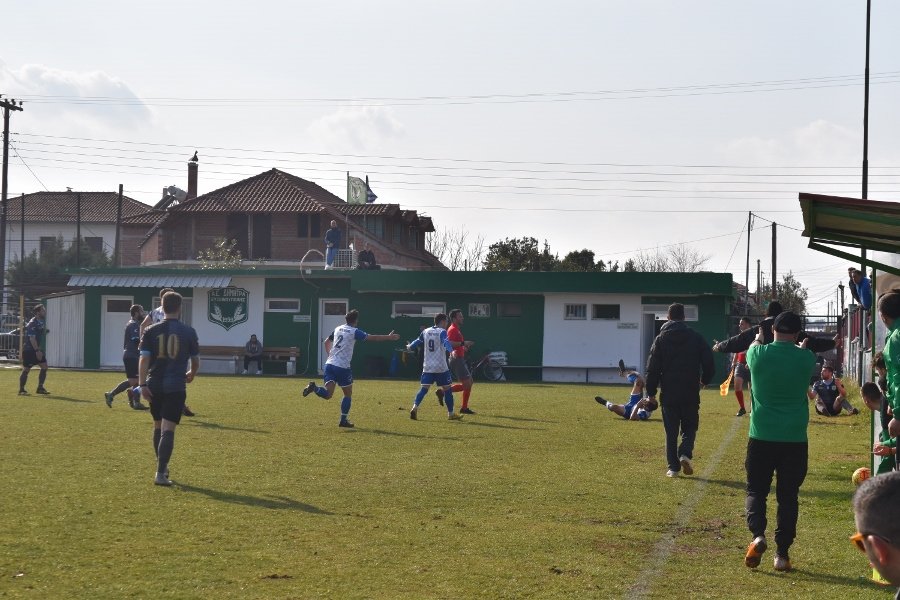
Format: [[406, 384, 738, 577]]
[[347, 176, 367, 204], [365, 176, 377, 203]]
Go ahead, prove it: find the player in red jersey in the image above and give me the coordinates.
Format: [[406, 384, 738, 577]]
[[436, 308, 476, 414], [731, 317, 752, 417]]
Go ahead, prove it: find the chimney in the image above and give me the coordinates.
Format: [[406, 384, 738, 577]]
[[187, 151, 199, 199]]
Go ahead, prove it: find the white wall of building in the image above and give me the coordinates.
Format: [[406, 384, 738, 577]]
[[4, 221, 118, 269], [45, 293, 85, 368], [190, 277, 266, 347], [541, 293, 645, 384]]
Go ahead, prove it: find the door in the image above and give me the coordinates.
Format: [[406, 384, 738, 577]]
[[318, 299, 348, 373], [101, 296, 133, 367]]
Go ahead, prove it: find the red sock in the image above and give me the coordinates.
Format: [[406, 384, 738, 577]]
[[461, 388, 471, 409], [451, 383, 464, 393], [735, 389, 745, 410]]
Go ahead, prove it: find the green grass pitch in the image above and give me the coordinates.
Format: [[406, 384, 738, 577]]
[[0, 369, 888, 599]]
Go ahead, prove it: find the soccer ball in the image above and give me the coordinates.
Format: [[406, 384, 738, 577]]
[[852, 467, 871, 487]]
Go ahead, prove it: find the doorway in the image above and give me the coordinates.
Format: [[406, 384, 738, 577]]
[[318, 299, 348, 372], [101, 296, 133, 367]]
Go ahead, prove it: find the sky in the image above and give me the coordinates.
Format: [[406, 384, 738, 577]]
[[3, 0, 900, 315]]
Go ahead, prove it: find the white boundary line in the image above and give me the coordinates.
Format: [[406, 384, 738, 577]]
[[624, 415, 744, 600]]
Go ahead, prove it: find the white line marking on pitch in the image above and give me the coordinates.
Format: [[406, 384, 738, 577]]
[[624, 415, 744, 600]]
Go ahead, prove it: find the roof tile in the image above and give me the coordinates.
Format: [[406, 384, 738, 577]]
[[6, 192, 152, 222]]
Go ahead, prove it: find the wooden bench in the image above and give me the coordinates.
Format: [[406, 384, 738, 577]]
[[198, 345, 300, 375], [198, 345, 245, 375]]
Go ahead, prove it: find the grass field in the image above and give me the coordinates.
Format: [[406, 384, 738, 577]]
[[0, 368, 891, 599]]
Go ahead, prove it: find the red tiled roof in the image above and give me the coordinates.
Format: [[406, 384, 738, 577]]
[[343, 203, 400, 217], [170, 169, 345, 214], [5, 192, 152, 222], [122, 210, 166, 226]]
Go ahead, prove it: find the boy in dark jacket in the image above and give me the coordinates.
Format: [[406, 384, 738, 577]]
[[645, 303, 715, 477]]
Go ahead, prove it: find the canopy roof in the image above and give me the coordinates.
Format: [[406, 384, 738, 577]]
[[799, 193, 900, 277]]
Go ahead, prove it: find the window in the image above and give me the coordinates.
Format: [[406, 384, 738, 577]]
[[226, 213, 249, 258], [365, 216, 385, 239], [251, 214, 271, 259], [84, 237, 104, 253], [392, 301, 446, 318], [297, 214, 309, 238], [564, 304, 587, 320], [497, 302, 523, 318], [468, 303, 490, 318], [106, 299, 132, 312], [592, 304, 620, 320], [266, 299, 300, 312], [392, 223, 402, 245], [310, 215, 321, 238], [40, 237, 56, 256], [643, 304, 699, 321]]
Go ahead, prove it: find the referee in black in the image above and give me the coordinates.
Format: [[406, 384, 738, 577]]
[[138, 292, 200, 486]]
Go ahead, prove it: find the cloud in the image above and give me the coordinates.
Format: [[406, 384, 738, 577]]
[[721, 119, 860, 166], [0, 61, 154, 135], [307, 106, 405, 152]]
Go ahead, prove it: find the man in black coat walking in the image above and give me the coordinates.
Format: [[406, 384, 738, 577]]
[[646, 303, 715, 478]]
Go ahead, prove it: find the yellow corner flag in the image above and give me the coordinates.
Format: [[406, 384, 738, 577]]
[[719, 371, 734, 396]]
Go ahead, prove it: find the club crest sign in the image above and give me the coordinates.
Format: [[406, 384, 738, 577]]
[[208, 287, 249, 330]]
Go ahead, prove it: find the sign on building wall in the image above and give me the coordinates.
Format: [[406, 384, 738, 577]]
[[208, 287, 249, 330]]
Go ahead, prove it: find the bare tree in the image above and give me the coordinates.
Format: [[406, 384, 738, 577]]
[[627, 244, 711, 273], [427, 227, 486, 271]]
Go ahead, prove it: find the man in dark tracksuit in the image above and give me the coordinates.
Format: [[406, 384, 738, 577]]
[[645, 303, 715, 478], [712, 301, 837, 356]]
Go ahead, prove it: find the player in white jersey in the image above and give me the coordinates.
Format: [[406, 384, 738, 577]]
[[406, 313, 462, 421], [302, 309, 399, 428], [140, 287, 175, 336]]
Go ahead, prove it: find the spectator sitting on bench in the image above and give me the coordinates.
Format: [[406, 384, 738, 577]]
[[243, 334, 263, 375], [357, 242, 381, 270]]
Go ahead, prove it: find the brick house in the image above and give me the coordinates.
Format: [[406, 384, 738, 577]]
[[139, 163, 444, 270]]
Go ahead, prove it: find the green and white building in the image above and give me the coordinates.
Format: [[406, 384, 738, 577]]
[[47, 268, 734, 382]]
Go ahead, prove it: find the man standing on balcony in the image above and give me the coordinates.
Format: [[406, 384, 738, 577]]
[[324, 220, 341, 269]]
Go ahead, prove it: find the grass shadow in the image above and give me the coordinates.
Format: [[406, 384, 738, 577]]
[[187, 420, 270, 434], [359, 428, 462, 441], [39, 394, 92, 403], [177, 483, 334, 514], [756, 566, 880, 590], [460, 421, 541, 431], [702, 478, 746, 491], [485, 414, 558, 424]]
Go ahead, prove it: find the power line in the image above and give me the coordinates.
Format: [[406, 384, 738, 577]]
[[17, 142, 900, 183], [15, 132, 900, 170], [9, 141, 48, 191], [9, 71, 900, 107]]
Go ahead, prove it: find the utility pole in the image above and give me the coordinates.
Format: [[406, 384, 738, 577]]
[[745, 211, 752, 310], [0, 96, 24, 313], [114, 184, 123, 267], [76, 192, 82, 268], [771, 222, 777, 300], [19, 193, 24, 264], [756, 259, 761, 302]]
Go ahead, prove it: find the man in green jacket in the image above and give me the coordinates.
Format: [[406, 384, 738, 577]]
[[742, 311, 816, 573], [881, 291, 900, 453]]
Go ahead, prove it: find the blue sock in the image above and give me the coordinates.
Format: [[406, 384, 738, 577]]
[[414, 386, 428, 407], [340, 397, 351, 419], [445, 390, 455, 413], [316, 386, 328, 399]]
